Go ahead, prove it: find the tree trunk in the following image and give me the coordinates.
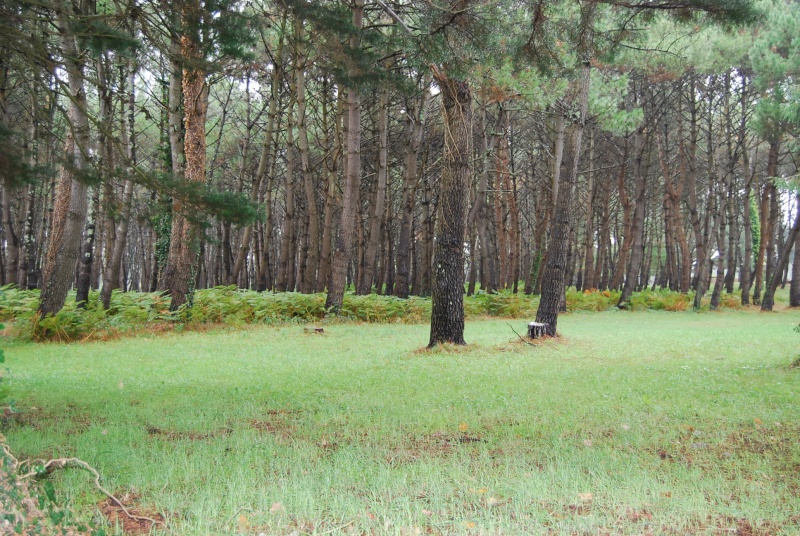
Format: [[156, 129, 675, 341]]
[[534, 62, 590, 336], [790, 225, 800, 307], [428, 68, 471, 346], [761, 194, 800, 311], [753, 139, 779, 304], [326, 0, 363, 312], [359, 89, 389, 295], [277, 100, 296, 292], [38, 0, 90, 316], [618, 127, 647, 307]]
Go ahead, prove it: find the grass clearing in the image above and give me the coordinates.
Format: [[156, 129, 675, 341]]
[[2, 307, 800, 534]]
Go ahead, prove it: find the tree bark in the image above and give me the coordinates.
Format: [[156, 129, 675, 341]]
[[38, 0, 90, 316], [429, 68, 471, 346]]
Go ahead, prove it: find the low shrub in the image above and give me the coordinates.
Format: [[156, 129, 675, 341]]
[[627, 289, 691, 311], [566, 289, 620, 311], [0, 285, 749, 342]]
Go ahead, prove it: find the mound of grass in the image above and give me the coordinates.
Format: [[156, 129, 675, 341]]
[[2, 310, 799, 534]]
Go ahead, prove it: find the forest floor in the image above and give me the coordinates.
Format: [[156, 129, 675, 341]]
[[1, 305, 799, 535]]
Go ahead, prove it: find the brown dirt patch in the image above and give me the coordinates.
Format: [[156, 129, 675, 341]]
[[386, 431, 485, 465], [98, 495, 166, 535]]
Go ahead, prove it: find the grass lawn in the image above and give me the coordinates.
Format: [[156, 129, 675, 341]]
[[2, 308, 800, 534]]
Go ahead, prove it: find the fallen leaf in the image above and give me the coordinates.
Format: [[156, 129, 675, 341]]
[[578, 493, 593, 502], [270, 502, 283, 513], [583, 439, 593, 447], [422, 509, 432, 516], [459, 423, 469, 432], [465, 521, 476, 529], [661, 491, 672, 498], [754, 418, 763, 426]]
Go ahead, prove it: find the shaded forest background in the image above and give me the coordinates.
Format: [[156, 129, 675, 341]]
[[0, 0, 798, 324]]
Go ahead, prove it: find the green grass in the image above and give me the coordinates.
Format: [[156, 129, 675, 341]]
[[2, 308, 800, 534]]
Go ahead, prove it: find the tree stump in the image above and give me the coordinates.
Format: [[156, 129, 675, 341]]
[[527, 322, 551, 339]]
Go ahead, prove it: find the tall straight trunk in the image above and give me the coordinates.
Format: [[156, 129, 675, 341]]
[[0, 65, 20, 286], [255, 18, 287, 292], [158, 25, 187, 307], [293, 24, 320, 293], [610, 138, 632, 291], [594, 162, 614, 290], [761, 194, 800, 311], [754, 139, 780, 304], [38, 0, 90, 316], [618, 127, 647, 307], [359, 89, 389, 294], [326, 0, 363, 312], [428, 68, 472, 346], [75, 190, 99, 304], [101, 60, 137, 308], [764, 178, 781, 296], [2, 178, 19, 286], [277, 101, 296, 292], [710, 168, 731, 309], [685, 76, 706, 291], [318, 87, 342, 292], [534, 62, 590, 336]]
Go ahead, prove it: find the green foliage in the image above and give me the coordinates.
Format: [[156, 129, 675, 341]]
[[589, 70, 644, 135], [566, 289, 621, 311], [0, 286, 756, 343], [0, 439, 101, 535]]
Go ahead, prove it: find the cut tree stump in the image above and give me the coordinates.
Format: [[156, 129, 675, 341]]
[[527, 322, 551, 339]]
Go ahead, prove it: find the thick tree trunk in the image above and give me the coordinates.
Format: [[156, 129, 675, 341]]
[[75, 190, 99, 305], [429, 69, 471, 347], [326, 0, 363, 313], [38, 0, 90, 316], [294, 43, 320, 292]]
